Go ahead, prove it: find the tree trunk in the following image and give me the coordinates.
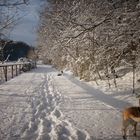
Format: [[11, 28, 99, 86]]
[[132, 64, 135, 94]]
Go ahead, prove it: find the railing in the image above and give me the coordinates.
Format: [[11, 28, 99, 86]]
[[0, 62, 36, 82]]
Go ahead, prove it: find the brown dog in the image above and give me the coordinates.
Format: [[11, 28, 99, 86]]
[[122, 107, 140, 139]]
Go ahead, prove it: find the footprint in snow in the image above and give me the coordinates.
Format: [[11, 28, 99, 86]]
[[76, 129, 87, 140], [53, 109, 62, 118], [56, 124, 70, 140], [37, 134, 51, 140], [42, 118, 52, 133]]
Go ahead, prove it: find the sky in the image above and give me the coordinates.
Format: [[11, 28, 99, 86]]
[[10, 0, 44, 46]]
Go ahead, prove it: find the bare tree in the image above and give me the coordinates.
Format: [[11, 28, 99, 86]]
[[0, 0, 30, 63], [0, 0, 29, 37]]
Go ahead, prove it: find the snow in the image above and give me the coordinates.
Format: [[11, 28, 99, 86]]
[[0, 65, 139, 140]]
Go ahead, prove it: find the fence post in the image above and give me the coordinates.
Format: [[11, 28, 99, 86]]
[[19, 64, 21, 74], [0, 62, 34, 82], [11, 65, 14, 78], [4, 66, 7, 81], [16, 65, 18, 76]]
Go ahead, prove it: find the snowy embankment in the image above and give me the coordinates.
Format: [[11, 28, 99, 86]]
[[0, 65, 139, 140]]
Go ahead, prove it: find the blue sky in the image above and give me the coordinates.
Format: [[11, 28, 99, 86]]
[[10, 0, 43, 46]]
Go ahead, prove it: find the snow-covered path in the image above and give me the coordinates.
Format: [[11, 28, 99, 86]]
[[0, 65, 139, 140], [0, 65, 90, 140]]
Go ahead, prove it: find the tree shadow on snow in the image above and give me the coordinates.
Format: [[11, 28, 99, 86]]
[[64, 73, 133, 111]]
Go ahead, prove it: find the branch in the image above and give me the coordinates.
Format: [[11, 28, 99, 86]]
[[67, 12, 112, 39], [121, 60, 133, 67], [0, 14, 26, 31], [58, 39, 77, 61], [0, 15, 16, 31], [0, 0, 28, 6]]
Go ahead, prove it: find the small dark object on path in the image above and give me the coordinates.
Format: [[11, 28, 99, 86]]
[[57, 71, 63, 76]]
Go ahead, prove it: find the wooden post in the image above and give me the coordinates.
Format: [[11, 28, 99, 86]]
[[19, 65, 21, 74], [16, 65, 18, 76], [11, 65, 14, 78], [20, 64, 22, 74], [4, 66, 7, 81]]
